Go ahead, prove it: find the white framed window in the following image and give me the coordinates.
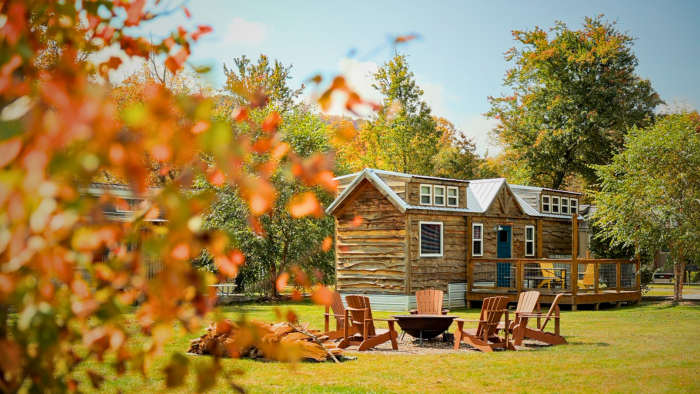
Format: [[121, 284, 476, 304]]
[[541, 195, 551, 213], [561, 197, 569, 215], [419, 221, 443, 257], [472, 223, 483, 257], [525, 225, 535, 257], [420, 184, 432, 205], [433, 185, 445, 206], [552, 196, 560, 214], [570, 199, 578, 214], [447, 186, 459, 207]]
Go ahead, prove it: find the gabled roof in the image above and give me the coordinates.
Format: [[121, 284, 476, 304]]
[[326, 169, 409, 214], [326, 169, 479, 215], [327, 168, 582, 220]]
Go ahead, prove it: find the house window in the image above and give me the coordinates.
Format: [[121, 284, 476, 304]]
[[570, 199, 578, 214], [561, 197, 569, 215], [420, 184, 432, 205], [447, 187, 459, 207], [434, 186, 445, 206], [552, 196, 560, 214], [472, 223, 483, 257], [420, 222, 443, 257], [525, 225, 535, 257], [542, 196, 550, 213]]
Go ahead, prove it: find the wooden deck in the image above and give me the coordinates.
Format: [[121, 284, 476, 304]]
[[466, 258, 642, 310]]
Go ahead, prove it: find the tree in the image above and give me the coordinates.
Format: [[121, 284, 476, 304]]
[[487, 15, 664, 189], [592, 110, 700, 301], [362, 53, 440, 175], [0, 2, 361, 391], [431, 117, 484, 180], [198, 56, 336, 297]]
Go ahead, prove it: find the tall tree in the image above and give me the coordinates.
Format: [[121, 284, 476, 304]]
[[592, 110, 700, 301], [362, 53, 440, 175], [200, 56, 335, 296], [431, 117, 483, 180], [487, 15, 664, 189]]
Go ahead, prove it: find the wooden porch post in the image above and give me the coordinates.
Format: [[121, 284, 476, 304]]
[[536, 219, 543, 258], [616, 261, 622, 293], [571, 214, 578, 301], [466, 216, 473, 294]]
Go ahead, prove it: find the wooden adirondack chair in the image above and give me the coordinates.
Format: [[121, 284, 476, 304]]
[[496, 290, 540, 346], [414, 289, 448, 315], [518, 293, 567, 345], [322, 291, 357, 340], [537, 262, 559, 289], [453, 296, 512, 352], [338, 295, 399, 351], [577, 263, 595, 289]]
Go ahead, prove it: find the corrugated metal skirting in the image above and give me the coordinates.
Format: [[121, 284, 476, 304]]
[[340, 282, 468, 312]]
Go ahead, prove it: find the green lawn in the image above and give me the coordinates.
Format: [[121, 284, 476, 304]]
[[646, 283, 700, 297], [63, 299, 700, 394]]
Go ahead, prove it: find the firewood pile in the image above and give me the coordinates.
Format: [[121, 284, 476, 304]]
[[187, 319, 347, 362]]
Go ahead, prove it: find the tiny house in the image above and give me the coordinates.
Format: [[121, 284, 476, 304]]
[[327, 169, 640, 310]]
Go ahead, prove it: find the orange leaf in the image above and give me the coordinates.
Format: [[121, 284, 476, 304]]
[[0, 138, 22, 167], [171, 244, 190, 260], [311, 286, 333, 306], [208, 169, 225, 186], [124, 0, 146, 27], [182, 5, 192, 18], [164, 48, 188, 74], [321, 237, 332, 252], [286, 309, 297, 323], [276, 272, 289, 292], [262, 112, 282, 133], [215, 255, 238, 277], [191, 120, 209, 134], [231, 108, 248, 122], [289, 193, 322, 218]]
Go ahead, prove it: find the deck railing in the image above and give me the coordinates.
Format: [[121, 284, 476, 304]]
[[468, 258, 641, 295]]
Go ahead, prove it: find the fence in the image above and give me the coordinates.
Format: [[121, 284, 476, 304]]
[[469, 258, 640, 295]]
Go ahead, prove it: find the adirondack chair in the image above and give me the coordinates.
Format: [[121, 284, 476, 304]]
[[577, 263, 595, 289], [453, 296, 513, 353], [537, 262, 559, 289], [338, 295, 399, 351], [517, 293, 567, 345], [414, 289, 449, 315], [322, 291, 357, 340], [496, 290, 540, 346]]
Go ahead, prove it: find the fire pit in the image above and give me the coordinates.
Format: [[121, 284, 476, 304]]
[[391, 314, 457, 345]]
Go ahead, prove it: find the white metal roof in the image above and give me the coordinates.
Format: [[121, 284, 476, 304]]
[[328, 168, 581, 219]]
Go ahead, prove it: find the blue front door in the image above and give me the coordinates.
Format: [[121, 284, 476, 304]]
[[497, 226, 512, 287], [497, 226, 512, 258]]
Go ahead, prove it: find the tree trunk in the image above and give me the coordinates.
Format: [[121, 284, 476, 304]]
[[673, 260, 686, 301]]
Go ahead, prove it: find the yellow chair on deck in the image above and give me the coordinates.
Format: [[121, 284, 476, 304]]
[[577, 263, 595, 289]]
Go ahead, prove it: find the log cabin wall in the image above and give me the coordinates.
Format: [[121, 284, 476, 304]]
[[335, 182, 407, 294], [541, 219, 574, 257], [407, 212, 468, 293]]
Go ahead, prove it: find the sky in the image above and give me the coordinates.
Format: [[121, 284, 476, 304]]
[[109, 0, 700, 155]]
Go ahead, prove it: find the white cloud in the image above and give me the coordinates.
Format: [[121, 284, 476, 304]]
[[420, 81, 458, 120], [458, 114, 500, 157], [223, 17, 268, 45]]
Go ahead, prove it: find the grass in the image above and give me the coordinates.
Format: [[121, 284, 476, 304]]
[[645, 283, 700, 297], [62, 299, 700, 394]]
